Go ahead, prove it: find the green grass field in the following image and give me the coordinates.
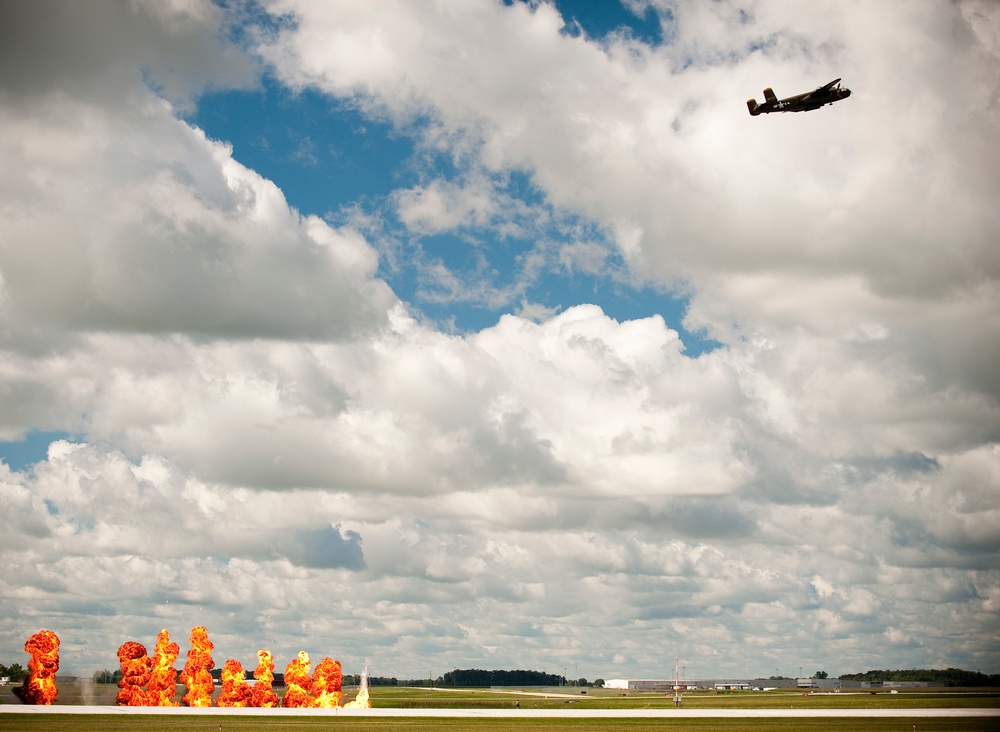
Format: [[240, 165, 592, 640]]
[[5, 683, 998, 709], [2, 685, 998, 731], [362, 685, 1000, 710], [0, 716, 997, 732]]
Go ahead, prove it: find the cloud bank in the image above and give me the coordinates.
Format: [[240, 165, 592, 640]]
[[0, 0, 997, 680]]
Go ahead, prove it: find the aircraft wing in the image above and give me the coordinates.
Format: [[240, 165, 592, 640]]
[[799, 78, 841, 103], [748, 78, 849, 115]]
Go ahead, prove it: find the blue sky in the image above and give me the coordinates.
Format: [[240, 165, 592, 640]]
[[1, 0, 998, 684], [186, 55, 699, 340], [0, 432, 75, 473], [1, 0, 706, 471]]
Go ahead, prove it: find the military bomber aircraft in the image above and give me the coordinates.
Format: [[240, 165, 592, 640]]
[[747, 78, 851, 115]]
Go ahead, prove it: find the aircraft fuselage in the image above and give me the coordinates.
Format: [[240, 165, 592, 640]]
[[747, 79, 851, 115]]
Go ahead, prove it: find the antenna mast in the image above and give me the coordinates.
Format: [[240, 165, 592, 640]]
[[673, 654, 682, 707]]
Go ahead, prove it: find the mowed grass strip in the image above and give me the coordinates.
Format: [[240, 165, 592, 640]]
[[5, 684, 1000, 705], [365, 685, 1000, 710], [1, 715, 999, 732], [5, 683, 999, 709]]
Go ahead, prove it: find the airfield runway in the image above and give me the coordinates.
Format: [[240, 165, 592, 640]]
[[2, 705, 999, 718]]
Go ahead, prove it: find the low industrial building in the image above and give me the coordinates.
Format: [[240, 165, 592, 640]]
[[602, 677, 891, 692], [604, 679, 676, 691]]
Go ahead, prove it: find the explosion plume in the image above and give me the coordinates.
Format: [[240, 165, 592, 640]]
[[281, 651, 314, 708], [343, 665, 371, 709], [179, 626, 215, 707], [344, 666, 372, 709], [107, 625, 371, 710], [216, 659, 252, 707], [13, 630, 59, 705], [147, 629, 180, 706], [311, 657, 343, 708], [116, 641, 156, 706], [249, 649, 279, 708]]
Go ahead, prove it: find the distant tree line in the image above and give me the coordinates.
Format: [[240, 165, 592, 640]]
[[92, 669, 122, 683], [339, 672, 603, 688], [435, 669, 567, 687], [47, 663, 1000, 690], [56, 666, 579, 689], [89, 668, 408, 688], [340, 675, 406, 686], [0, 663, 26, 681], [839, 669, 1000, 686], [88, 667, 382, 687]]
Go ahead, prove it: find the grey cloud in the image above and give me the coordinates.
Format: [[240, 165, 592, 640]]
[[845, 451, 940, 484], [274, 0, 1000, 403], [0, 0, 257, 107], [54, 600, 118, 617], [0, 100, 396, 342], [656, 497, 758, 539], [889, 515, 1000, 561], [475, 410, 567, 486], [0, 3, 396, 346], [280, 525, 366, 571], [0, 0, 997, 682]]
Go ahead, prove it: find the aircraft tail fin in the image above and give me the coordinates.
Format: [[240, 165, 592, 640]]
[[747, 99, 760, 116], [763, 88, 777, 104]]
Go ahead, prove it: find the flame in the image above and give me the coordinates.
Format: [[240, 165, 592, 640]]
[[311, 657, 343, 708], [281, 651, 315, 708], [147, 629, 180, 706], [13, 630, 59, 705], [249, 649, 279, 708], [216, 659, 252, 707], [343, 686, 370, 709], [116, 641, 156, 706], [105, 625, 372, 710], [179, 626, 215, 707], [342, 665, 371, 709]]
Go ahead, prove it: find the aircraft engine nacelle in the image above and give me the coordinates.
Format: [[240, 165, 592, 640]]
[[747, 99, 760, 116]]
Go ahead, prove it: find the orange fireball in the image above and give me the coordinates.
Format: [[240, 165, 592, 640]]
[[147, 629, 180, 706], [217, 659, 252, 707], [281, 651, 314, 708], [116, 641, 157, 706], [249, 649, 279, 708], [311, 657, 343, 708], [107, 625, 374, 711], [179, 626, 215, 707], [13, 630, 59, 705]]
